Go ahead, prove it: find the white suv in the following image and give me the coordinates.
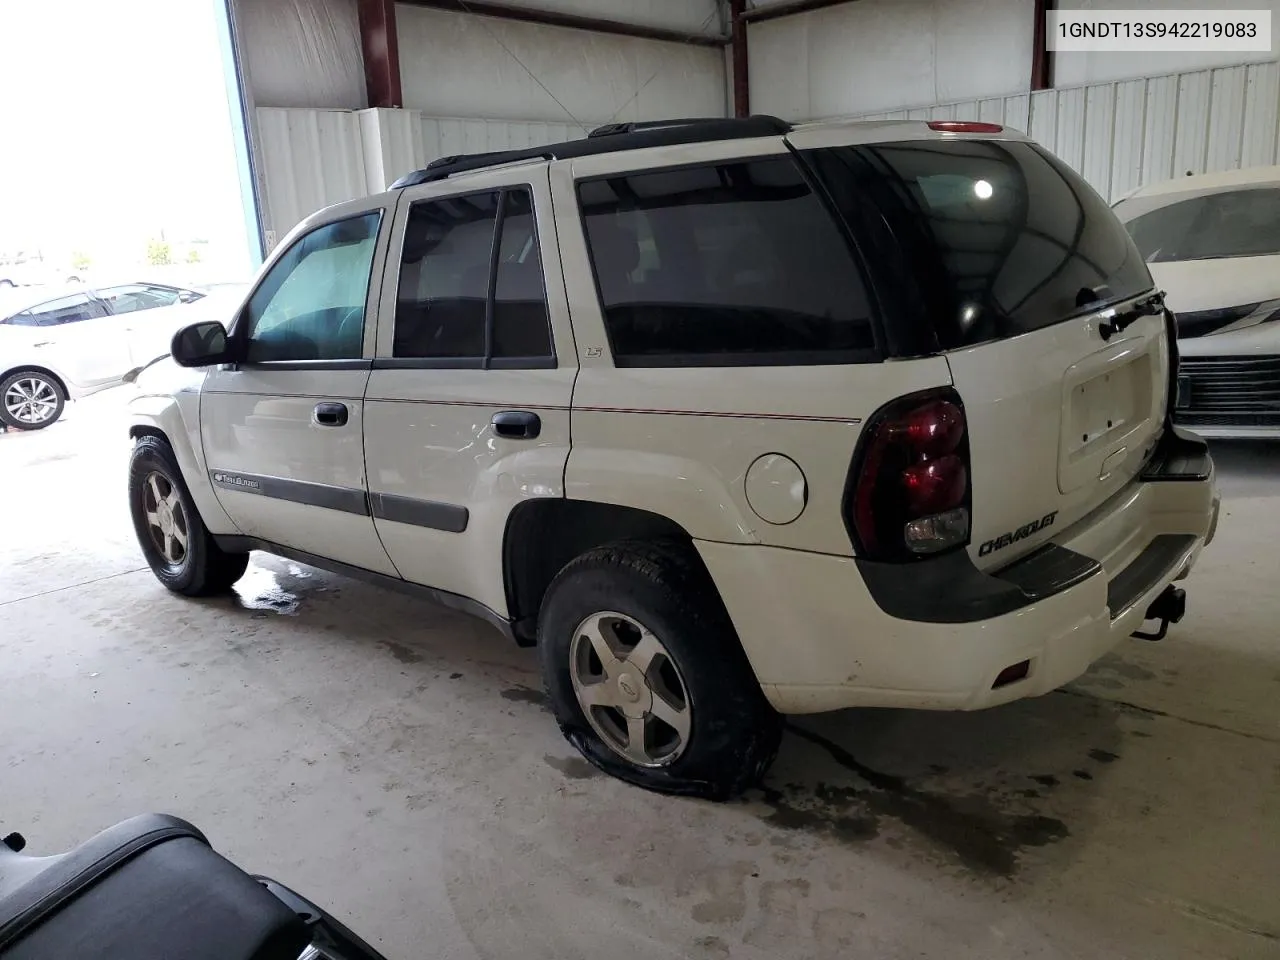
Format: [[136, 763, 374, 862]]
[[126, 117, 1219, 798]]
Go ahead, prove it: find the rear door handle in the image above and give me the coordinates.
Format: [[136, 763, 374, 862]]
[[491, 410, 541, 439], [313, 402, 349, 427]]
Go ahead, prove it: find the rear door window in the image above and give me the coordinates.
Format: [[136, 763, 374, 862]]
[[392, 188, 554, 364], [806, 140, 1154, 349], [577, 157, 877, 367]]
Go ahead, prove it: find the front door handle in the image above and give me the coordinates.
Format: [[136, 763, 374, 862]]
[[491, 410, 541, 439], [313, 402, 349, 427]]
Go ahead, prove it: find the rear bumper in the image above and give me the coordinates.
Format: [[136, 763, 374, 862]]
[[699, 431, 1218, 715]]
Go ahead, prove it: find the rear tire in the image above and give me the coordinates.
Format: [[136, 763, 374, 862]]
[[538, 539, 781, 800], [129, 435, 249, 595], [0, 370, 65, 430]]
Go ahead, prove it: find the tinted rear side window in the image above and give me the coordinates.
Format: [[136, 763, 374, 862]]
[[807, 140, 1153, 349], [394, 188, 553, 362], [395, 191, 499, 359], [1121, 187, 1280, 262], [577, 156, 876, 367]]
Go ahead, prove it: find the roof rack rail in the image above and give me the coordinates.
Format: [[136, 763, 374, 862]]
[[587, 116, 753, 138], [389, 115, 792, 190]]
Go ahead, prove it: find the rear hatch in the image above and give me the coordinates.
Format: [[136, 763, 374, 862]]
[[796, 129, 1169, 569]]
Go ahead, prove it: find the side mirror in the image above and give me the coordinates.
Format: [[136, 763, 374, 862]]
[[178, 290, 204, 304], [171, 321, 233, 367]]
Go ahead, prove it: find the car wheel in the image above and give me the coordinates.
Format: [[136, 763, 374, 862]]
[[0, 370, 65, 430], [0, 279, 13, 288], [538, 539, 782, 800], [129, 435, 249, 595]]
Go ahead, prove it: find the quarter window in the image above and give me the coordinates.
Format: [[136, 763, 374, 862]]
[[98, 284, 182, 315], [577, 157, 876, 366], [243, 212, 382, 363], [23, 294, 109, 326], [393, 188, 553, 363]]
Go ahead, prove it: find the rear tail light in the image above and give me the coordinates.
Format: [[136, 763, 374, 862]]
[[927, 121, 1004, 134], [845, 389, 972, 562]]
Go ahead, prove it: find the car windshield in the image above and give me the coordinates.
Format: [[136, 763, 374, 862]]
[[1117, 186, 1280, 263]]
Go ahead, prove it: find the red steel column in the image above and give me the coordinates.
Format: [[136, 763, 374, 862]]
[[358, 0, 404, 109], [730, 0, 749, 117], [1031, 0, 1054, 91]]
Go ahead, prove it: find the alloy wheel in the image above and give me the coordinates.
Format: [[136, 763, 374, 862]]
[[3, 377, 59, 426], [142, 472, 190, 567], [569, 611, 692, 767]]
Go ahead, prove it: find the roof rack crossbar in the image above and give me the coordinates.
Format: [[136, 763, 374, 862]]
[[389, 116, 793, 189]]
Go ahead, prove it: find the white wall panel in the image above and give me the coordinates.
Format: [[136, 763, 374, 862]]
[[842, 61, 1280, 202], [749, 0, 1033, 120], [234, 0, 365, 109], [395, 4, 724, 125], [1172, 71, 1211, 179], [1205, 66, 1247, 174], [1110, 80, 1147, 201], [1029, 89, 1057, 153], [359, 108, 427, 194], [1141, 75, 1178, 187], [255, 108, 368, 244], [1242, 62, 1280, 168], [1055, 86, 1087, 173], [1081, 84, 1116, 199], [1054, 0, 1279, 87]]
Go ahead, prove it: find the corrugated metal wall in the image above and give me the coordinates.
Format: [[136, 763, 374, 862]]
[[849, 61, 1280, 201], [255, 108, 369, 247]]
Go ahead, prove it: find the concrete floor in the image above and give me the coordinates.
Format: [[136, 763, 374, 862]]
[[2, 388, 1278, 960]]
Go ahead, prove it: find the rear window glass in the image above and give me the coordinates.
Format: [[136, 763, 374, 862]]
[[577, 156, 877, 367], [806, 140, 1153, 349], [1120, 188, 1280, 262]]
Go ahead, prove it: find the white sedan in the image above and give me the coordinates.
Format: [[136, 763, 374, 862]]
[[1114, 165, 1280, 439], [0, 283, 219, 429]]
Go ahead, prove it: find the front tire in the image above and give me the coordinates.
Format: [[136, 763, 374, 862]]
[[129, 435, 249, 595], [538, 540, 781, 800], [0, 370, 65, 430]]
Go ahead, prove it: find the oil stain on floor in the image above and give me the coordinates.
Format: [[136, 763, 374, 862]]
[[752, 724, 1070, 877]]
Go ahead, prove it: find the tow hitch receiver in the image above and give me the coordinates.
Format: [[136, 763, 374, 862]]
[[1131, 585, 1186, 641]]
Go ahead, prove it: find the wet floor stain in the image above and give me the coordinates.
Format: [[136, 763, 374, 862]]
[[1030, 774, 1060, 788], [754, 724, 1070, 877], [231, 567, 302, 615], [1073, 769, 1094, 781], [381, 640, 425, 664], [500, 686, 549, 709], [1088, 747, 1119, 763], [543, 754, 600, 779]]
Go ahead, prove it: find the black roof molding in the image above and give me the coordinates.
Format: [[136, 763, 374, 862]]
[[390, 116, 793, 188]]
